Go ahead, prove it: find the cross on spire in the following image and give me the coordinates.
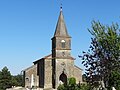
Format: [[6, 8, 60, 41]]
[[59, 0, 63, 11], [60, 3, 62, 11]]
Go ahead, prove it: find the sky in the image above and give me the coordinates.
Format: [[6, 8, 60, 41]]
[[0, 0, 120, 75]]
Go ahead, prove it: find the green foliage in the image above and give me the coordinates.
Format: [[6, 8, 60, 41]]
[[11, 74, 23, 86], [0, 66, 23, 90], [79, 84, 91, 90], [57, 77, 91, 90], [66, 77, 78, 90], [108, 71, 120, 90], [57, 84, 65, 90], [0, 66, 12, 90], [68, 77, 76, 86], [80, 21, 120, 88]]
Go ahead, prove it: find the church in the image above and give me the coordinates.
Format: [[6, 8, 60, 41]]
[[23, 8, 83, 89]]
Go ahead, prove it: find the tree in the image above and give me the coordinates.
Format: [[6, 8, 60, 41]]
[[80, 21, 120, 89], [108, 71, 120, 90], [0, 66, 24, 90], [0, 66, 12, 90], [11, 74, 23, 86]]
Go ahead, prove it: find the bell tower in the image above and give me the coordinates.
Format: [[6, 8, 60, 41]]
[[52, 8, 71, 59], [52, 8, 74, 88]]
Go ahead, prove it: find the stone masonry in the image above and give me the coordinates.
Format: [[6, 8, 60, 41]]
[[23, 8, 83, 89]]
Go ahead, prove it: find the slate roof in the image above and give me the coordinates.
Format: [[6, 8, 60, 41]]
[[54, 9, 70, 37]]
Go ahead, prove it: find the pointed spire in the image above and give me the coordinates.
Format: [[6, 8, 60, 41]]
[[54, 8, 70, 37]]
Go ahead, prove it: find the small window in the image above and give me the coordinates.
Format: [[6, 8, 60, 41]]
[[69, 40, 71, 48], [61, 40, 65, 48], [62, 42, 65, 48], [26, 77, 29, 81]]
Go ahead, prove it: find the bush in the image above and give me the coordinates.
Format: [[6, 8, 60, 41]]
[[57, 84, 65, 90], [57, 77, 91, 90]]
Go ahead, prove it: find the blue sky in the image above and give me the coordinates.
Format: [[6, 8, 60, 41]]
[[0, 0, 120, 75]]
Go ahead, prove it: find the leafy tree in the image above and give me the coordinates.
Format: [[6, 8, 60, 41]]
[[11, 74, 23, 86], [80, 21, 120, 89], [0, 66, 23, 90], [0, 66, 12, 90], [108, 71, 120, 90]]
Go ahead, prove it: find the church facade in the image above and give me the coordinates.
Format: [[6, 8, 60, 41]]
[[23, 9, 82, 89]]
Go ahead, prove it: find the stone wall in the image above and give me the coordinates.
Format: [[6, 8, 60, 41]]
[[38, 59, 44, 88], [24, 64, 39, 88], [55, 59, 74, 88], [44, 59, 52, 88], [74, 65, 82, 83]]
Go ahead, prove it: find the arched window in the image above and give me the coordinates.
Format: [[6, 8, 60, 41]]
[[61, 40, 65, 48]]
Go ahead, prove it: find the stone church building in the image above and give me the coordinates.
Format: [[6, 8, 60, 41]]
[[23, 9, 82, 89]]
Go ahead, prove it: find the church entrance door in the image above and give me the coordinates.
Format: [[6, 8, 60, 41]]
[[59, 73, 67, 85]]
